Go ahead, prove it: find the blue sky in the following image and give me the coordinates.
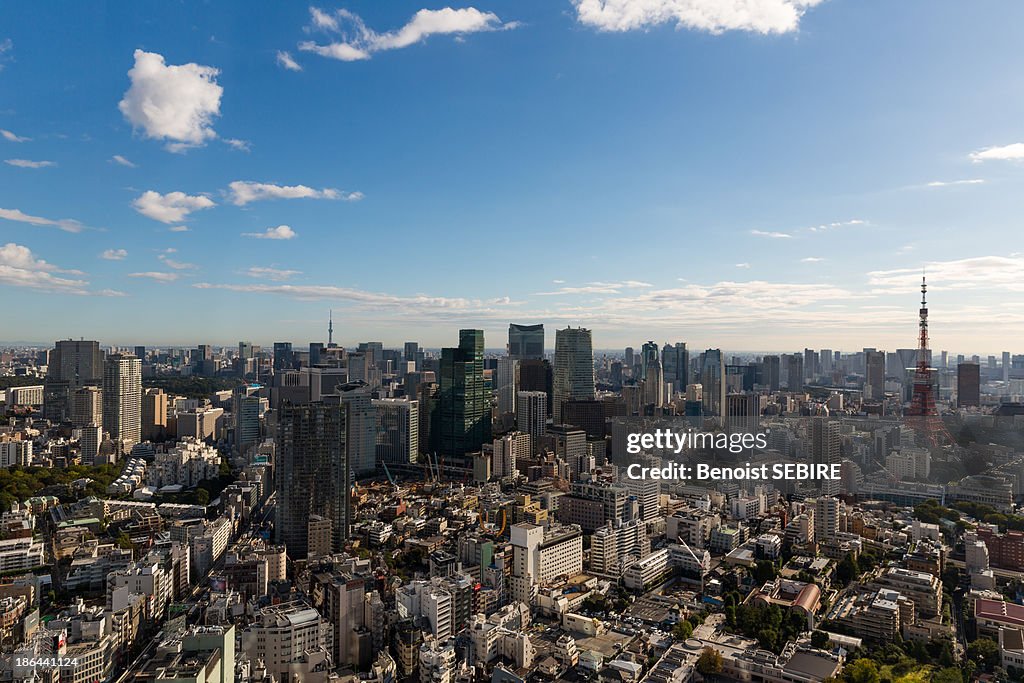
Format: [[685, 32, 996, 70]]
[[1, 0, 1023, 352]]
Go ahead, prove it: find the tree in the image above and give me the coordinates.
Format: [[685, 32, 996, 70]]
[[754, 560, 777, 584], [842, 658, 880, 683], [929, 668, 963, 683], [195, 488, 210, 506], [115, 532, 134, 551], [836, 555, 860, 586], [696, 648, 723, 676], [811, 630, 830, 649], [967, 637, 1000, 672], [672, 620, 693, 640]]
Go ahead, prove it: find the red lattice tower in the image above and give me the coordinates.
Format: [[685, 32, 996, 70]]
[[904, 275, 952, 446]]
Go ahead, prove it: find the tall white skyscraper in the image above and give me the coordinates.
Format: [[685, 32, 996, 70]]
[[553, 327, 595, 424], [516, 391, 548, 455], [102, 353, 142, 452]]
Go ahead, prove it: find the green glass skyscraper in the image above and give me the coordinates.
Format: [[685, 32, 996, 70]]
[[435, 329, 490, 457]]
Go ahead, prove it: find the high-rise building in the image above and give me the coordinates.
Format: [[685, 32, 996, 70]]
[[553, 327, 595, 424], [233, 384, 261, 454], [308, 342, 324, 366], [643, 358, 664, 408], [804, 348, 819, 381], [102, 353, 142, 452], [517, 391, 548, 455], [786, 353, 804, 391], [761, 355, 780, 392], [338, 381, 377, 475], [700, 349, 725, 417], [813, 496, 840, 541], [492, 432, 530, 480], [508, 324, 545, 361], [496, 357, 518, 416], [958, 363, 981, 408], [436, 330, 490, 457], [640, 341, 660, 381], [404, 342, 420, 370], [661, 342, 688, 395], [70, 385, 102, 428], [865, 350, 886, 401], [273, 342, 293, 373], [275, 398, 349, 557], [374, 398, 419, 465], [141, 388, 168, 441], [811, 417, 841, 497], [44, 339, 103, 421], [79, 425, 102, 466]]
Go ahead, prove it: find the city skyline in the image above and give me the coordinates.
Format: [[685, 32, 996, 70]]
[[2, 1, 1024, 349]]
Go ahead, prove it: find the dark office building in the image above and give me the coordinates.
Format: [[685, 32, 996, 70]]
[[958, 362, 981, 408], [761, 355, 780, 392], [786, 353, 804, 391], [434, 329, 490, 456], [275, 398, 349, 557], [508, 323, 545, 360], [519, 359, 553, 416], [562, 399, 606, 439], [273, 342, 294, 373], [44, 339, 104, 422]]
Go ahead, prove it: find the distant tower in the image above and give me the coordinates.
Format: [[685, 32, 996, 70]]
[[905, 275, 951, 446], [328, 309, 334, 347]]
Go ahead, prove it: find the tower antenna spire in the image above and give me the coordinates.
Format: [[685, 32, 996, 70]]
[[328, 309, 334, 346]]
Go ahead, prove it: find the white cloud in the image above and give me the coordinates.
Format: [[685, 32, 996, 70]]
[[0, 129, 29, 142], [128, 271, 180, 282], [276, 50, 302, 71], [735, 262, 751, 268], [298, 6, 517, 62], [223, 138, 251, 152], [750, 229, 791, 239], [158, 254, 198, 270], [868, 255, 1024, 294], [0, 242, 119, 295], [245, 266, 301, 281], [0, 38, 11, 71], [132, 190, 215, 223], [101, 249, 128, 261], [969, 143, 1024, 163], [571, 0, 826, 34], [801, 257, 825, 263], [536, 280, 653, 296], [194, 281, 513, 312], [169, 225, 190, 232], [926, 179, 985, 187], [227, 180, 362, 206], [118, 49, 223, 151], [0, 207, 84, 233], [5, 159, 55, 169], [111, 154, 137, 167], [806, 219, 865, 233], [243, 225, 297, 240]]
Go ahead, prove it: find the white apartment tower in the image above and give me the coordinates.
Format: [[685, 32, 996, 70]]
[[102, 353, 142, 452], [516, 391, 548, 455]]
